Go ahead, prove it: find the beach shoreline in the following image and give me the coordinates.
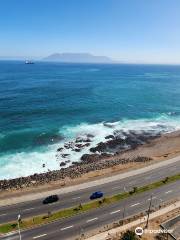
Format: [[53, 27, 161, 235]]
[[0, 130, 180, 199]]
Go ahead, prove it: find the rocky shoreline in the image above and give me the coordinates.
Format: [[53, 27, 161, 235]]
[[55, 128, 160, 168], [0, 156, 152, 191], [0, 129, 161, 191]]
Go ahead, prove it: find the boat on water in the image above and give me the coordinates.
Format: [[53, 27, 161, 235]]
[[25, 60, 34, 64]]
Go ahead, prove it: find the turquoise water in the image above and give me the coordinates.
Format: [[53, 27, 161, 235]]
[[0, 61, 180, 179]]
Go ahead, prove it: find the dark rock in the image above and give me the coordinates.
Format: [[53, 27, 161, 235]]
[[72, 161, 79, 165], [65, 160, 70, 163], [64, 142, 74, 149], [81, 154, 101, 163], [75, 137, 84, 143], [103, 122, 115, 128], [84, 138, 92, 142], [57, 147, 64, 152], [90, 142, 107, 153], [75, 144, 84, 148], [61, 154, 70, 158], [86, 134, 94, 138], [100, 153, 112, 158], [84, 143, 91, 147], [74, 148, 81, 152], [105, 135, 115, 139], [75, 143, 91, 148], [75, 137, 92, 143], [0, 131, 157, 191], [90, 131, 159, 154], [60, 162, 66, 167]]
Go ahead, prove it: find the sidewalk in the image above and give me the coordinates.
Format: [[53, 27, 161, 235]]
[[85, 201, 180, 240]]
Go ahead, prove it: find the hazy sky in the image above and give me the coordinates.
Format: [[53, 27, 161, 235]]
[[0, 0, 180, 63]]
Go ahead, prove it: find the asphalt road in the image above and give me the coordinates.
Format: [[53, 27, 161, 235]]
[[0, 160, 180, 224], [1, 180, 180, 240]]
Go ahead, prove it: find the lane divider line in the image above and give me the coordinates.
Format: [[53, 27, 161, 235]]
[[110, 209, 121, 215], [165, 190, 173, 194], [147, 196, 156, 201], [23, 207, 35, 212], [72, 197, 81, 200], [0, 213, 7, 217], [112, 186, 119, 190], [61, 225, 74, 231], [86, 217, 98, 223], [130, 202, 140, 207], [33, 234, 47, 239]]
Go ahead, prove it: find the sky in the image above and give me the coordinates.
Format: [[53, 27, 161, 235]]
[[0, 0, 180, 64]]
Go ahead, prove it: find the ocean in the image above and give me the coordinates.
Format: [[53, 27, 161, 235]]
[[0, 61, 180, 180]]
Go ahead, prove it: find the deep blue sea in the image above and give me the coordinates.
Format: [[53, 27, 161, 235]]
[[1, 61, 180, 179]]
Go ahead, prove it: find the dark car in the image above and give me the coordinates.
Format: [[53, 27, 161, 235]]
[[43, 195, 59, 204], [90, 191, 104, 200]]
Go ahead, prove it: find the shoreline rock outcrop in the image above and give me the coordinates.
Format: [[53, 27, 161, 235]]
[[0, 156, 152, 191]]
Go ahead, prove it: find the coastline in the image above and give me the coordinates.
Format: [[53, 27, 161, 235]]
[[0, 130, 180, 198]]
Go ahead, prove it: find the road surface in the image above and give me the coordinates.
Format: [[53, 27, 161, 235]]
[[0, 158, 180, 224], [1, 180, 180, 240]]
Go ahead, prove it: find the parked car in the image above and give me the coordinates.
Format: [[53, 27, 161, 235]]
[[43, 195, 59, 204], [90, 191, 103, 200]]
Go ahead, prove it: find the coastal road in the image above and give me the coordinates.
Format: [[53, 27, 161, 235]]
[[0, 158, 180, 224], [1, 180, 180, 240]]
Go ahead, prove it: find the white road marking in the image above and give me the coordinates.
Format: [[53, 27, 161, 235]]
[[86, 217, 98, 223], [23, 207, 35, 212], [110, 209, 121, 215], [112, 186, 119, 190], [33, 234, 47, 239], [130, 202, 140, 207], [165, 190, 173, 194], [61, 225, 74, 231], [72, 196, 81, 200], [147, 196, 156, 201], [0, 213, 7, 217]]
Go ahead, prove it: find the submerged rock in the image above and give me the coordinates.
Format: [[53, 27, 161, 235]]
[[57, 147, 64, 152], [105, 135, 115, 139], [61, 154, 70, 158], [35, 133, 64, 145], [60, 162, 66, 167], [74, 148, 81, 152]]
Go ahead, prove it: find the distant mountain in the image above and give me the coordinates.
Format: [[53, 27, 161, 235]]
[[43, 53, 113, 63]]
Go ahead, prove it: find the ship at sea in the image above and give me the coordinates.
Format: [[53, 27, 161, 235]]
[[25, 60, 34, 64]]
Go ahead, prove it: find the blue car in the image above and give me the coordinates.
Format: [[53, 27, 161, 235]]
[[90, 191, 104, 200]]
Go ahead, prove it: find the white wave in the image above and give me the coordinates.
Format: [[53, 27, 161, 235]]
[[1, 115, 180, 180]]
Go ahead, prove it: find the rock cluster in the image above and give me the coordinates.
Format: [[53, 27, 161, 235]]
[[89, 131, 159, 154], [55, 134, 94, 162], [0, 156, 152, 191]]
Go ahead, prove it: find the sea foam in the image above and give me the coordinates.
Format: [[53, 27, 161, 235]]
[[1, 115, 180, 180]]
